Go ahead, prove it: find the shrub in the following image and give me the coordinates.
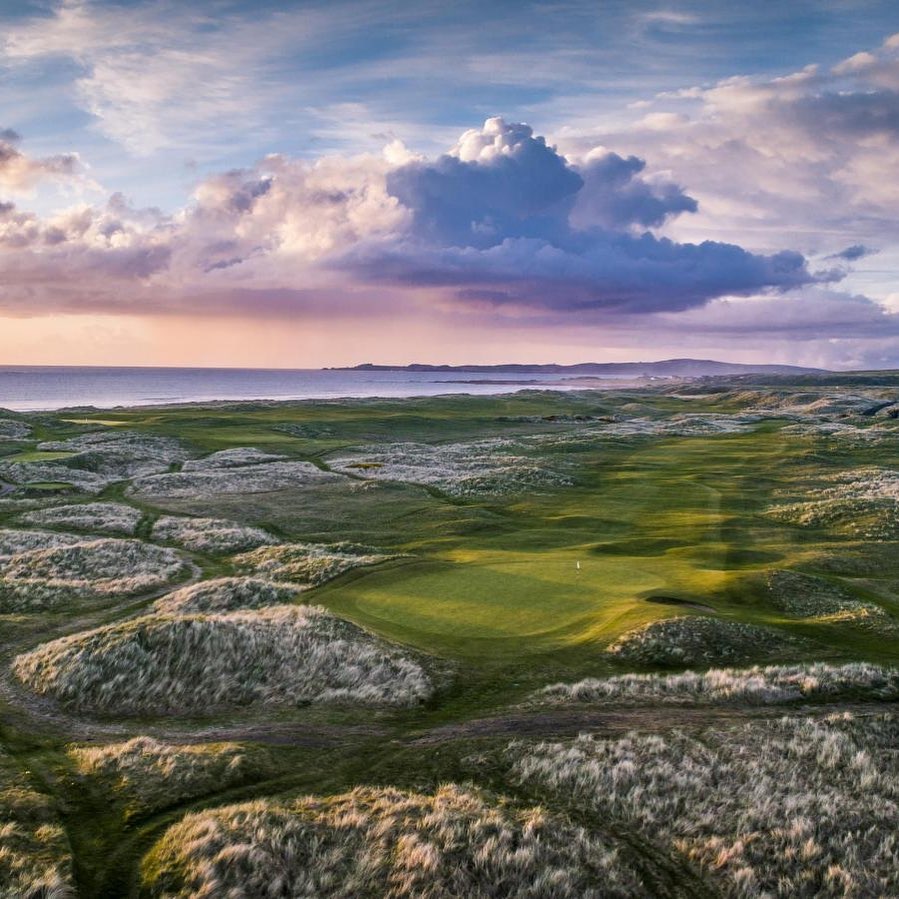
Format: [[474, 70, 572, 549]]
[[13, 605, 432, 715], [141, 784, 643, 898]]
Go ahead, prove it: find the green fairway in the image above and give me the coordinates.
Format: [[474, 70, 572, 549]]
[[5, 450, 75, 463], [311, 428, 857, 660]]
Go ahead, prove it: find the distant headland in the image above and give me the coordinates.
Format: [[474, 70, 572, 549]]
[[329, 359, 827, 377]]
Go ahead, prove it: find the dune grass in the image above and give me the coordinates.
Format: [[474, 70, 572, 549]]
[[532, 661, 899, 706], [13, 605, 433, 715], [141, 784, 644, 898], [513, 711, 899, 897], [153, 576, 302, 614], [68, 737, 272, 819], [0, 746, 74, 899]]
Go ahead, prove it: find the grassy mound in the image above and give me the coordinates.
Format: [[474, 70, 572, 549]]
[[234, 542, 391, 586], [0, 418, 30, 440], [150, 515, 278, 554], [13, 605, 433, 715], [608, 616, 799, 667], [0, 529, 82, 557], [69, 737, 270, 819], [533, 662, 899, 706], [767, 468, 899, 540], [766, 570, 899, 633], [181, 447, 286, 470], [20, 502, 143, 535], [127, 461, 342, 498], [0, 537, 190, 612], [154, 577, 302, 614], [328, 439, 572, 497], [141, 784, 642, 898], [513, 712, 899, 898], [0, 747, 74, 899]]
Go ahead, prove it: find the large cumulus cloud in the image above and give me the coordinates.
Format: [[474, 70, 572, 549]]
[[345, 117, 819, 313]]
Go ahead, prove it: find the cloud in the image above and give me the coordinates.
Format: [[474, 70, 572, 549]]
[[0, 120, 851, 324], [0, 129, 81, 191], [556, 32, 899, 264], [826, 244, 876, 261], [1, 1, 311, 155], [659, 288, 899, 340], [347, 117, 821, 313]]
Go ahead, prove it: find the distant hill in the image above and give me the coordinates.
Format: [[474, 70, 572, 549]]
[[334, 359, 827, 377]]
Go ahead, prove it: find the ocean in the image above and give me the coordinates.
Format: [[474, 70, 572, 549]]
[[0, 366, 614, 412]]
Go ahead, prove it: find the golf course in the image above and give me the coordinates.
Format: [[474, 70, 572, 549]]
[[1, 373, 897, 896]]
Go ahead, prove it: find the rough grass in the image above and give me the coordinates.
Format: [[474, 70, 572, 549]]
[[20, 502, 143, 536], [68, 737, 271, 819], [150, 515, 278, 554], [513, 712, 899, 898], [607, 616, 802, 667], [0, 418, 30, 440], [767, 468, 899, 540], [532, 662, 899, 706], [328, 439, 573, 497], [0, 747, 74, 899], [181, 447, 287, 470], [234, 542, 392, 586], [766, 570, 899, 633], [13, 605, 433, 715], [127, 460, 342, 498], [141, 784, 644, 898], [0, 529, 82, 557], [0, 538, 190, 612], [153, 577, 302, 614]]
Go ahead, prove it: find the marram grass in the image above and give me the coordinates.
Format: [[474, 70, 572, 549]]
[[13, 605, 433, 715], [141, 784, 644, 898], [513, 712, 899, 898]]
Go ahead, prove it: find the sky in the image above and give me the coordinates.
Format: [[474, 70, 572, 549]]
[[1, 0, 898, 369]]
